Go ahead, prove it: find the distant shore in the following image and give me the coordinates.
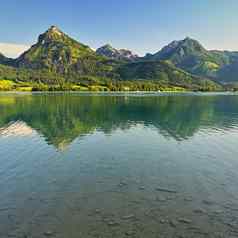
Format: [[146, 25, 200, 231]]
[[0, 90, 236, 95]]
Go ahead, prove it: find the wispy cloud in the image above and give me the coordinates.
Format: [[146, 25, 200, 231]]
[[0, 42, 30, 58]]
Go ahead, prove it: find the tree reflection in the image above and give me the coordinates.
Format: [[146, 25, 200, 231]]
[[0, 93, 238, 148]]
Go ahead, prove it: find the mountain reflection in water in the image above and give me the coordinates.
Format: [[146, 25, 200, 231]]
[[1, 93, 238, 238], [0, 93, 238, 149]]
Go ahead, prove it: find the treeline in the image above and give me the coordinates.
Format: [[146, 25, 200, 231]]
[[0, 79, 221, 92], [0, 63, 225, 92]]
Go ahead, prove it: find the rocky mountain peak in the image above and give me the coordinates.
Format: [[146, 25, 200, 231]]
[[47, 25, 63, 36], [181, 37, 206, 51], [96, 44, 139, 61], [151, 37, 208, 63], [14, 25, 95, 73], [49, 25, 60, 31], [37, 25, 66, 44]]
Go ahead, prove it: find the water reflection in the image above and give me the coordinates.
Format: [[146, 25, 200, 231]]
[[1, 93, 238, 238], [0, 121, 35, 137], [1, 93, 238, 148]]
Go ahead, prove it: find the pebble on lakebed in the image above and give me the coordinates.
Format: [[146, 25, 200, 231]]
[[125, 230, 136, 236], [44, 231, 54, 236], [177, 218, 192, 224], [122, 214, 135, 220], [107, 220, 120, 226], [95, 209, 101, 213], [118, 181, 128, 187], [202, 200, 214, 205]]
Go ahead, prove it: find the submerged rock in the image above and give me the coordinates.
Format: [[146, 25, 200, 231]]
[[156, 187, 177, 193], [118, 181, 128, 187], [156, 196, 167, 202], [125, 230, 136, 236], [184, 197, 193, 202], [160, 219, 166, 224], [169, 220, 178, 227], [193, 208, 206, 214], [44, 231, 54, 237], [95, 209, 101, 214], [202, 200, 214, 205], [122, 214, 135, 220], [177, 218, 192, 224], [107, 220, 120, 226]]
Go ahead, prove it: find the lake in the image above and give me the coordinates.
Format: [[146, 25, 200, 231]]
[[1, 92, 238, 238]]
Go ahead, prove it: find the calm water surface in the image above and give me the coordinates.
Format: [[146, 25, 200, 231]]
[[0, 93, 238, 238]]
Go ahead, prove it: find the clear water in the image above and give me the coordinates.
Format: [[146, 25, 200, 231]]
[[0, 92, 238, 238]]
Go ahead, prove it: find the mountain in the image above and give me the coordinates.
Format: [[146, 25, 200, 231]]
[[96, 44, 139, 61], [217, 60, 238, 83], [147, 37, 232, 78], [14, 25, 94, 72], [0, 52, 12, 65], [152, 37, 207, 61], [14, 26, 117, 78], [0, 53, 6, 63], [117, 60, 220, 90], [0, 27, 225, 91]]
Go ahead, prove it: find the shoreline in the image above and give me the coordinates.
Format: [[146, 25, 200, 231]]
[[0, 91, 237, 96]]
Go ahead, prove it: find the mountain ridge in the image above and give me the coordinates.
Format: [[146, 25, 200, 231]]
[[0, 52, 12, 65], [146, 37, 238, 81], [0, 26, 235, 91], [14, 26, 95, 72], [96, 44, 139, 61]]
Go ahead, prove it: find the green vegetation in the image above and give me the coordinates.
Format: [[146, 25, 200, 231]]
[[0, 57, 221, 92], [117, 61, 221, 91], [148, 37, 238, 80], [15, 26, 93, 70], [13, 26, 118, 79], [0, 27, 235, 92], [0, 79, 15, 91]]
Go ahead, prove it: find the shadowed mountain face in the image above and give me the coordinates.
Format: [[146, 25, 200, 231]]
[[0, 53, 12, 65], [1, 94, 238, 149], [0, 53, 7, 63], [116, 60, 220, 90]]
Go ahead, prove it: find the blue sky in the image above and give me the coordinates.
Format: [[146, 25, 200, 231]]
[[0, 0, 238, 57]]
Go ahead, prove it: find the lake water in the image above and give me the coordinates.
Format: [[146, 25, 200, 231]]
[[1, 92, 238, 238]]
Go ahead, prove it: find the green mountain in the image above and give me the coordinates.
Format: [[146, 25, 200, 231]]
[[13, 26, 118, 79], [118, 60, 220, 90], [217, 60, 238, 83], [14, 26, 92, 71], [148, 38, 220, 76], [147, 37, 238, 80], [0, 28, 225, 91]]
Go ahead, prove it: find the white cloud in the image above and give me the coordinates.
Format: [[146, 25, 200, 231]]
[[0, 42, 30, 58]]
